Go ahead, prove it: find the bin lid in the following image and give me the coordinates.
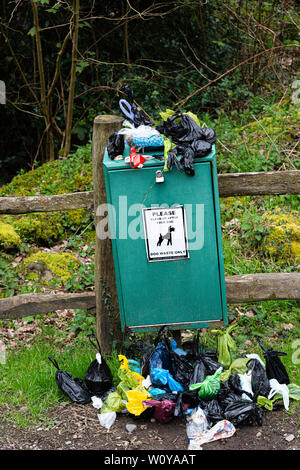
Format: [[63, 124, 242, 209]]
[[103, 143, 216, 171]]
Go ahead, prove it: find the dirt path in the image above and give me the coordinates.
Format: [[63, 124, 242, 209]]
[[0, 404, 299, 451]]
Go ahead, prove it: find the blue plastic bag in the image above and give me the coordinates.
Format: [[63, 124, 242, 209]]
[[150, 368, 184, 392], [171, 339, 187, 356], [149, 388, 167, 397], [128, 359, 141, 375], [149, 343, 171, 372]]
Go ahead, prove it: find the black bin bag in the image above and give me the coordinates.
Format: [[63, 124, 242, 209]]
[[48, 356, 91, 405], [256, 337, 290, 385], [161, 327, 194, 389], [224, 399, 265, 427], [190, 359, 207, 386], [107, 131, 124, 160], [174, 390, 200, 421], [169, 346, 194, 390], [156, 111, 217, 176], [203, 399, 224, 427], [84, 334, 113, 397], [246, 358, 270, 399], [141, 325, 171, 377]]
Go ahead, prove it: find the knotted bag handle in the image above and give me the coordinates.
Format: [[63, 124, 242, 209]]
[[48, 356, 60, 370], [119, 99, 135, 122], [88, 333, 102, 354]]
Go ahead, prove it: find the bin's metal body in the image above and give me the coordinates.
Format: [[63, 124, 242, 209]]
[[103, 143, 227, 332]]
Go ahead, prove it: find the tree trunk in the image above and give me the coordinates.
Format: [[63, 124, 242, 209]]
[[31, 0, 55, 161], [64, 0, 80, 159]]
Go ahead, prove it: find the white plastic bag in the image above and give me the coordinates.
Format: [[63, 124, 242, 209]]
[[246, 353, 265, 368], [142, 375, 152, 389], [186, 406, 208, 450], [96, 352, 102, 364], [91, 395, 103, 409], [238, 373, 254, 401], [188, 420, 236, 450], [268, 378, 289, 411], [118, 124, 159, 138], [97, 411, 117, 430]]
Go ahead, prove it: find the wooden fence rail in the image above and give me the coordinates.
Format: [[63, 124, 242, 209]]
[[0, 170, 299, 214], [0, 273, 299, 320], [0, 191, 94, 215]]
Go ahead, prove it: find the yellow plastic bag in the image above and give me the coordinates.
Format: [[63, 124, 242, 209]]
[[118, 355, 144, 384], [159, 109, 201, 127], [125, 387, 151, 416]]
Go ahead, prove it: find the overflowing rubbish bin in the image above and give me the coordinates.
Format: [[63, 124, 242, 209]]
[[102, 87, 227, 332]]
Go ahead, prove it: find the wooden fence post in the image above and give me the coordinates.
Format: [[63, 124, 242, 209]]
[[92, 115, 124, 355]]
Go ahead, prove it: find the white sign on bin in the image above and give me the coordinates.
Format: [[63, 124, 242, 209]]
[[142, 205, 189, 262]]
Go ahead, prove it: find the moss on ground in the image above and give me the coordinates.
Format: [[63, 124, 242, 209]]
[[0, 222, 21, 250], [23, 251, 80, 286], [260, 207, 300, 263], [0, 143, 93, 245]]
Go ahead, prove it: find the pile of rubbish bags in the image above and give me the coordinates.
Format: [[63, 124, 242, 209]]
[[107, 85, 217, 177], [49, 327, 300, 450]]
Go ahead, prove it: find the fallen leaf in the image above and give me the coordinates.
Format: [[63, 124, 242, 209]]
[[283, 323, 294, 330]]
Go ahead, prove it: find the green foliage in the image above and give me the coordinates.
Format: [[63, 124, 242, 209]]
[[70, 309, 96, 336], [1, 0, 299, 183], [0, 329, 121, 427], [0, 143, 93, 197], [259, 207, 300, 263], [215, 99, 300, 174], [65, 260, 95, 292], [0, 254, 19, 298]]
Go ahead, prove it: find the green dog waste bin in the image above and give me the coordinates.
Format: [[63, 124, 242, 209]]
[[102, 143, 227, 332]]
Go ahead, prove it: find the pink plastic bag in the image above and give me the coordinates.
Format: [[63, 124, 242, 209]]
[[143, 399, 176, 423]]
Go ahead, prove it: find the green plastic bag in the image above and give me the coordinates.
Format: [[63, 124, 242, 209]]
[[189, 367, 223, 401], [288, 383, 300, 401], [220, 357, 250, 382], [257, 394, 283, 411], [118, 366, 140, 390], [117, 382, 131, 401], [211, 324, 237, 369], [101, 391, 125, 414]]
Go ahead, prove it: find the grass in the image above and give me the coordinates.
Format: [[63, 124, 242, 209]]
[[0, 336, 121, 428]]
